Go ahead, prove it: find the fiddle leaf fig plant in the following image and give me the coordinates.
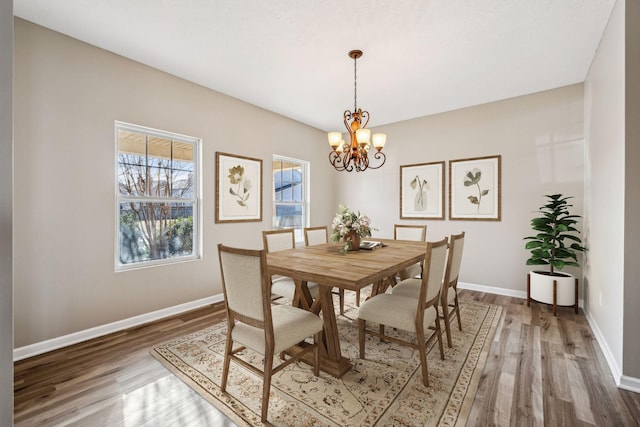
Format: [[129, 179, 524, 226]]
[[524, 194, 586, 275]]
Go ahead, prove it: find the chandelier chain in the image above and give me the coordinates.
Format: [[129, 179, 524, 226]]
[[353, 54, 357, 112]]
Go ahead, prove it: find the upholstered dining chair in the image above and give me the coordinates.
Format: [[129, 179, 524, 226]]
[[217, 244, 323, 423], [393, 231, 465, 348], [263, 229, 319, 304], [303, 226, 356, 315], [439, 231, 465, 347], [358, 237, 448, 387], [394, 224, 427, 280]]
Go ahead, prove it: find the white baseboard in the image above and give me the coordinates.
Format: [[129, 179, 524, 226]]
[[584, 310, 640, 394], [458, 281, 527, 299], [13, 294, 224, 362], [619, 375, 640, 393], [584, 309, 623, 383], [458, 281, 585, 308]]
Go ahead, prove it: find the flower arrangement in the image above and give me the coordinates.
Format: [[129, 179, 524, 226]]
[[330, 205, 375, 253]]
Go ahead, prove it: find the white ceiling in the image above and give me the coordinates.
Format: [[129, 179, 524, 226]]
[[14, 0, 616, 132]]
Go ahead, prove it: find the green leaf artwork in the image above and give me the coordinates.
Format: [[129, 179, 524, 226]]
[[463, 168, 489, 211]]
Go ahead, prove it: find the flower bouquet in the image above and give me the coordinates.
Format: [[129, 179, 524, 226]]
[[330, 205, 375, 253]]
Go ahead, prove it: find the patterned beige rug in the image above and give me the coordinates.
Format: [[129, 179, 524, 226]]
[[152, 293, 501, 426]]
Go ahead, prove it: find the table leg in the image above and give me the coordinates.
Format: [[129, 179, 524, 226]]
[[293, 280, 313, 311], [316, 285, 351, 377], [288, 283, 351, 378], [368, 275, 397, 299]]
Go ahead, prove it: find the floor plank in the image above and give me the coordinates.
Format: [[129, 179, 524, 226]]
[[14, 292, 640, 426]]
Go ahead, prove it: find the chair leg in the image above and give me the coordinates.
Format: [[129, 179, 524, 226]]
[[356, 289, 361, 306], [339, 289, 345, 315], [221, 332, 233, 392], [454, 295, 462, 331], [261, 352, 274, 423], [416, 327, 429, 387], [443, 308, 453, 348], [313, 332, 321, 376], [434, 314, 445, 360], [358, 319, 366, 359], [379, 324, 385, 342]]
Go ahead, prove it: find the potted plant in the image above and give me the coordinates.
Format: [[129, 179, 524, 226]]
[[524, 194, 586, 313]]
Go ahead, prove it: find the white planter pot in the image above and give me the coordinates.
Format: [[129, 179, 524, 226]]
[[528, 271, 577, 311]]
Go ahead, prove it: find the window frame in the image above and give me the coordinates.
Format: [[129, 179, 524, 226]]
[[115, 121, 201, 271], [272, 155, 310, 245]]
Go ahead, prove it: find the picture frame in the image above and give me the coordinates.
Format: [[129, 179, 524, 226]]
[[400, 161, 445, 220], [215, 152, 263, 223], [449, 155, 501, 221]]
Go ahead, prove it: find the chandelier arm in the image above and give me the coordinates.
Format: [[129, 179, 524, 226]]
[[328, 152, 340, 169], [360, 110, 370, 130], [356, 152, 368, 172], [366, 151, 386, 170], [330, 147, 363, 172], [329, 151, 347, 171], [343, 110, 353, 136], [345, 149, 357, 172]]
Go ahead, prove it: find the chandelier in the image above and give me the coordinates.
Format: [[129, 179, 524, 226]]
[[328, 50, 387, 172]]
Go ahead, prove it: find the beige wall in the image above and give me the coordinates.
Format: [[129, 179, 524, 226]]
[[337, 85, 585, 293], [584, 0, 625, 376], [624, 0, 640, 380], [13, 19, 335, 347], [0, 0, 13, 421]]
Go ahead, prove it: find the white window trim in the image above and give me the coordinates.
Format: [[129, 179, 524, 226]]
[[115, 120, 202, 271], [272, 154, 310, 245]]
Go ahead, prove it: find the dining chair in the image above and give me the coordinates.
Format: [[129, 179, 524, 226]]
[[262, 229, 319, 304], [394, 224, 427, 280], [357, 237, 448, 387], [439, 231, 465, 347], [303, 226, 358, 314], [217, 244, 323, 423], [392, 231, 465, 348]]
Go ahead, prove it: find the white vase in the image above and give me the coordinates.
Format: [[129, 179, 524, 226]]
[[528, 271, 578, 313]]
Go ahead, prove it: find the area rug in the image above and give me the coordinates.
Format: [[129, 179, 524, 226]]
[[152, 292, 502, 426]]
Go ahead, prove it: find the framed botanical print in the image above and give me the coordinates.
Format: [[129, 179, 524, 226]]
[[400, 161, 445, 220], [449, 155, 501, 221], [215, 152, 263, 223]]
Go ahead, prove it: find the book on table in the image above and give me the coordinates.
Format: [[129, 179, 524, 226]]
[[359, 240, 385, 250]]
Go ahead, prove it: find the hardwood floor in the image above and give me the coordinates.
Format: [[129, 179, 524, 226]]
[[14, 291, 640, 426], [463, 291, 640, 426]]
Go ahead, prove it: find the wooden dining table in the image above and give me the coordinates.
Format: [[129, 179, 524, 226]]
[[266, 238, 428, 378]]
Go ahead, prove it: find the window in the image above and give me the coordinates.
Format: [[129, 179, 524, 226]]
[[116, 121, 200, 269], [272, 156, 309, 243]]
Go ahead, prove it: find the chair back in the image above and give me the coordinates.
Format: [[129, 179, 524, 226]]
[[444, 232, 465, 289], [304, 226, 328, 246], [262, 229, 295, 253], [394, 224, 426, 241], [420, 237, 449, 304], [217, 244, 269, 323]]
